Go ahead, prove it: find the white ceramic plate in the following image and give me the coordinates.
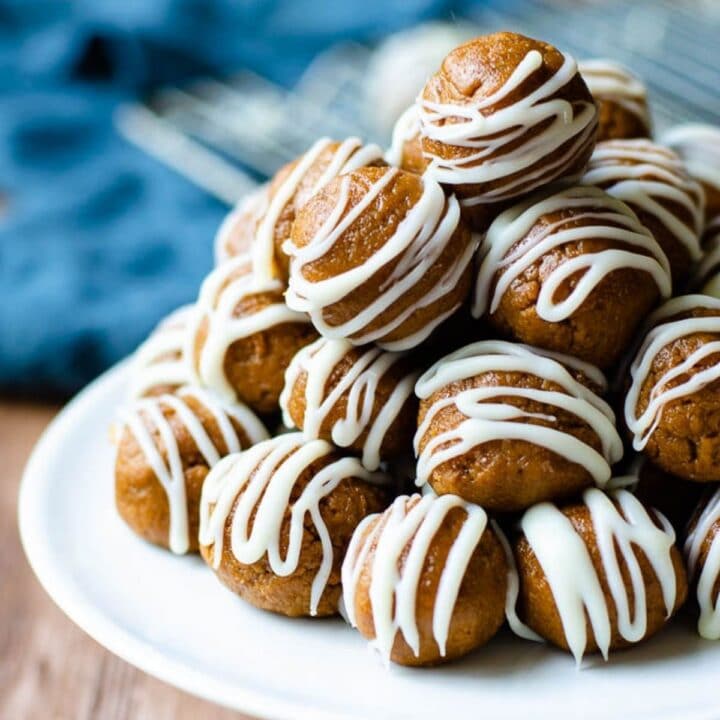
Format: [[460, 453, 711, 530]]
[[18, 362, 720, 720]]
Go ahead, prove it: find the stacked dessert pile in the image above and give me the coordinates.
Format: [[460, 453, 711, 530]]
[[113, 31, 720, 666]]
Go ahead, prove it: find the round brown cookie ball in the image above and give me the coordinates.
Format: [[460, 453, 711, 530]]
[[128, 304, 194, 398], [251, 138, 384, 281], [115, 385, 268, 554], [473, 185, 672, 369], [342, 493, 507, 666], [625, 295, 720, 482], [198, 434, 388, 617], [662, 124, 720, 226], [188, 255, 318, 415], [280, 337, 418, 470], [214, 185, 271, 265], [285, 166, 477, 351], [512, 488, 688, 660], [418, 32, 597, 209], [693, 216, 720, 297], [685, 487, 720, 639], [578, 59, 651, 141], [582, 139, 704, 287], [386, 106, 428, 175], [414, 340, 622, 512]]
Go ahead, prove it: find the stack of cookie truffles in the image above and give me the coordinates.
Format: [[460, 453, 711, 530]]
[[113, 31, 720, 667]]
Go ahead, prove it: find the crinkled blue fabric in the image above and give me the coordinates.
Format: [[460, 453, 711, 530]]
[[1, 0, 471, 397]]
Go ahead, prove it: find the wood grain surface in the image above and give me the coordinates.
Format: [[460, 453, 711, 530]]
[[0, 400, 253, 720]]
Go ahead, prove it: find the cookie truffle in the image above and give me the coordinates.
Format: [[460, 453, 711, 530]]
[[254, 138, 384, 282], [198, 433, 388, 617], [685, 487, 720, 640], [128, 304, 194, 398], [187, 254, 318, 415], [415, 340, 622, 511], [693, 217, 720, 297], [625, 294, 720, 482], [342, 493, 507, 666], [578, 59, 651, 141], [419, 32, 597, 213], [510, 487, 687, 661], [285, 166, 477, 350], [214, 185, 270, 265], [582, 139, 704, 285], [280, 337, 419, 470], [115, 385, 268, 554], [472, 185, 672, 368], [663, 124, 720, 225], [385, 105, 427, 175]]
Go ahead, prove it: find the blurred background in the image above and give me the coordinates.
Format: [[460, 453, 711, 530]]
[[2, 0, 720, 399]]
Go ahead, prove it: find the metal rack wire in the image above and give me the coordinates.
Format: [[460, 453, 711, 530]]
[[115, 0, 720, 206]]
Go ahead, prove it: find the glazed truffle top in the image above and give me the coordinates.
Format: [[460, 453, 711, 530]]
[[342, 492, 490, 662], [472, 185, 673, 321], [625, 294, 720, 451], [419, 31, 597, 202], [120, 385, 268, 554], [129, 304, 194, 398], [578, 59, 651, 131], [685, 487, 720, 639], [214, 185, 270, 265], [187, 254, 310, 399], [199, 433, 386, 616], [510, 487, 680, 663], [662, 124, 720, 196], [582, 139, 705, 261], [284, 165, 477, 350], [414, 340, 622, 489]]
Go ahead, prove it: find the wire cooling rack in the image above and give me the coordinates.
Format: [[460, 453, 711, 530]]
[[115, 0, 720, 205]]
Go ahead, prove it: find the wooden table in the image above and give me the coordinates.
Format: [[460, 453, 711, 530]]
[[0, 401, 252, 719]]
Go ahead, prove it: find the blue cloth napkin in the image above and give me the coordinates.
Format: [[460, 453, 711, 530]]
[[0, 0, 470, 397]]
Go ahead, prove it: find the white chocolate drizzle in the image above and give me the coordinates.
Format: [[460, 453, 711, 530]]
[[341, 493, 489, 662], [385, 105, 421, 168], [284, 166, 477, 350], [214, 184, 270, 265], [414, 340, 622, 489], [121, 385, 268, 554], [685, 488, 720, 640], [472, 185, 672, 321], [129, 305, 195, 398], [199, 433, 384, 615], [515, 487, 679, 663], [186, 254, 311, 400], [662, 124, 720, 197], [578, 59, 651, 133], [280, 337, 418, 471], [582, 139, 704, 261], [625, 294, 720, 451], [252, 138, 383, 282], [419, 49, 597, 204]]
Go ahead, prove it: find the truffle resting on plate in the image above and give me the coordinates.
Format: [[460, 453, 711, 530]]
[[217, 138, 384, 281], [342, 492, 507, 666], [578, 59, 651, 141], [625, 294, 720, 482], [115, 385, 268, 554], [280, 337, 419, 471], [186, 254, 318, 415], [418, 31, 597, 222], [414, 340, 623, 511], [128, 304, 194, 398], [472, 185, 673, 368], [582, 139, 704, 286], [284, 166, 477, 350], [685, 487, 720, 640], [662, 124, 720, 225], [509, 487, 687, 662], [199, 433, 388, 617]]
